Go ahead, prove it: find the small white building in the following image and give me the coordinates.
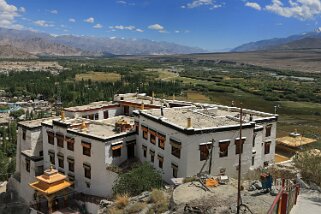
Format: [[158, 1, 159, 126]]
[[11, 93, 277, 207]]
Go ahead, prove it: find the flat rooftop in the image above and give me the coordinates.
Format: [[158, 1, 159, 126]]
[[64, 101, 117, 112], [44, 116, 135, 139], [119, 97, 163, 106], [19, 117, 57, 129], [142, 107, 241, 129], [142, 106, 275, 129], [277, 136, 317, 148]]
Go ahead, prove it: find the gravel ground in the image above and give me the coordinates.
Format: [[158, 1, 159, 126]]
[[172, 180, 276, 214]]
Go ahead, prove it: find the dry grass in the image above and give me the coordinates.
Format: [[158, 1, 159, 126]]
[[107, 207, 123, 214], [149, 189, 169, 213], [115, 194, 129, 209], [75, 71, 121, 82], [126, 202, 147, 214], [150, 189, 165, 203]]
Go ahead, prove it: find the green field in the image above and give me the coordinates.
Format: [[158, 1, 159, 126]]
[[75, 71, 121, 82]]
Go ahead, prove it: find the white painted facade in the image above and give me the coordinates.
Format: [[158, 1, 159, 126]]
[[13, 93, 277, 208], [134, 109, 277, 183]]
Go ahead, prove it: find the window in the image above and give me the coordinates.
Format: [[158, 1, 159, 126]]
[[82, 141, 91, 156], [39, 151, 43, 157], [253, 133, 257, 147], [86, 182, 91, 188], [142, 145, 147, 158], [252, 157, 255, 166], [89, 114, 94, 120], [58, 154, 64, 168], [170, 139, 181, 159], [47, 131, 54, 145], [235, 138, 245, 155], [158, 133, 166, 150], [172, 163, 178, 178], [48, 151, 55, 165], [219, 141, 230, 158], [36, 166, 44, 176], [150, 129, 157, 144], [26, 158, 30, 172], [22, 129, 26, 140], [94, 113, 99, 120], [112, 144, 122, 157], [158, 155, 164, 169], [66, 137, 75, 151], [264, 161, 269, 167], [142, 125, 148, 140], [265, 125, 272, 137], [68, 157, 74, 172], [104, 110, 109, 119], [135, 121, 139, 134], [56, 134, 64, 148], [199, 144, 212, 161], [83, 164, 91, 179], [150, 150, 155, 163], [264, 141, 271, 154]]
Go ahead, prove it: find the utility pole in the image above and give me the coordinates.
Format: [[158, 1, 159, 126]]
[[209, 139, 214, 174], [237, 106, 243, 214]]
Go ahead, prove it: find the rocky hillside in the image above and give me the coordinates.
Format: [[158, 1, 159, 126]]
[[0, 44, 37, 59], [0, 28, 206, 57], [232, 29, 321, 52]]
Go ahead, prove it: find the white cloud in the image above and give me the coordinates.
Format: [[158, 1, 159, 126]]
[[69, 18, 76, 23], [34, 20, 54, 27], [93, 23, 103, 29], [109, 25, 143, 32], [175, 30, 180, 33], [182, 0, 223, 9], [116, 0, 127, 4], [148, 24, 165, 31], [84, 17, 94, 23], [50, 9, 58, 14], [265, 0, 321, 20], [0, 0, 24, 29], [245, 2, 262, 10], [110, 36, 117, 39], [19, 7, 26, 13], [116, 1, 135, 6]]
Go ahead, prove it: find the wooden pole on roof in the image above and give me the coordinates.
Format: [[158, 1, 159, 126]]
[[237, 105, 243, 214]]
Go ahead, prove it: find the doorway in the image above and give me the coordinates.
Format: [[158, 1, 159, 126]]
[[127, 143, 135, 159]]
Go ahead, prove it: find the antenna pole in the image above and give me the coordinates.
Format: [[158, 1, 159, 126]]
[[237, 106, 243, 214]]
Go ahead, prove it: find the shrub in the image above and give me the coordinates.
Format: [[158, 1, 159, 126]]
[[115, 194, 129, 209], [294, 150, 321, 187], [150, 189, 165, 203], [127, 202, 147, 214], [150, 189, 169, 213], [113, 162, 163, 196]]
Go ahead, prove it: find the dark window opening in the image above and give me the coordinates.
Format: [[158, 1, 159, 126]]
[[170, 139, 181, 159], [219, 141, 230, 158], [235, 139, 245, 155]]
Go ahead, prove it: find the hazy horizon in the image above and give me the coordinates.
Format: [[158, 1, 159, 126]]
[[1, 0, 321, 50]]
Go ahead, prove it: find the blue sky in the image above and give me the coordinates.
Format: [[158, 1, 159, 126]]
[[1, 0, 321, 50]]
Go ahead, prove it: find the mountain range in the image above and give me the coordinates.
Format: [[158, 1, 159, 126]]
[[232, 29, 321, 52], [0, 28, 206, 58]]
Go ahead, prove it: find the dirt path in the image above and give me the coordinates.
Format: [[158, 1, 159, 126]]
[[290, 189, 321, 214]]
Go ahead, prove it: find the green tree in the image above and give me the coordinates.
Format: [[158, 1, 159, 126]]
[[113, 162, 163, 196]]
